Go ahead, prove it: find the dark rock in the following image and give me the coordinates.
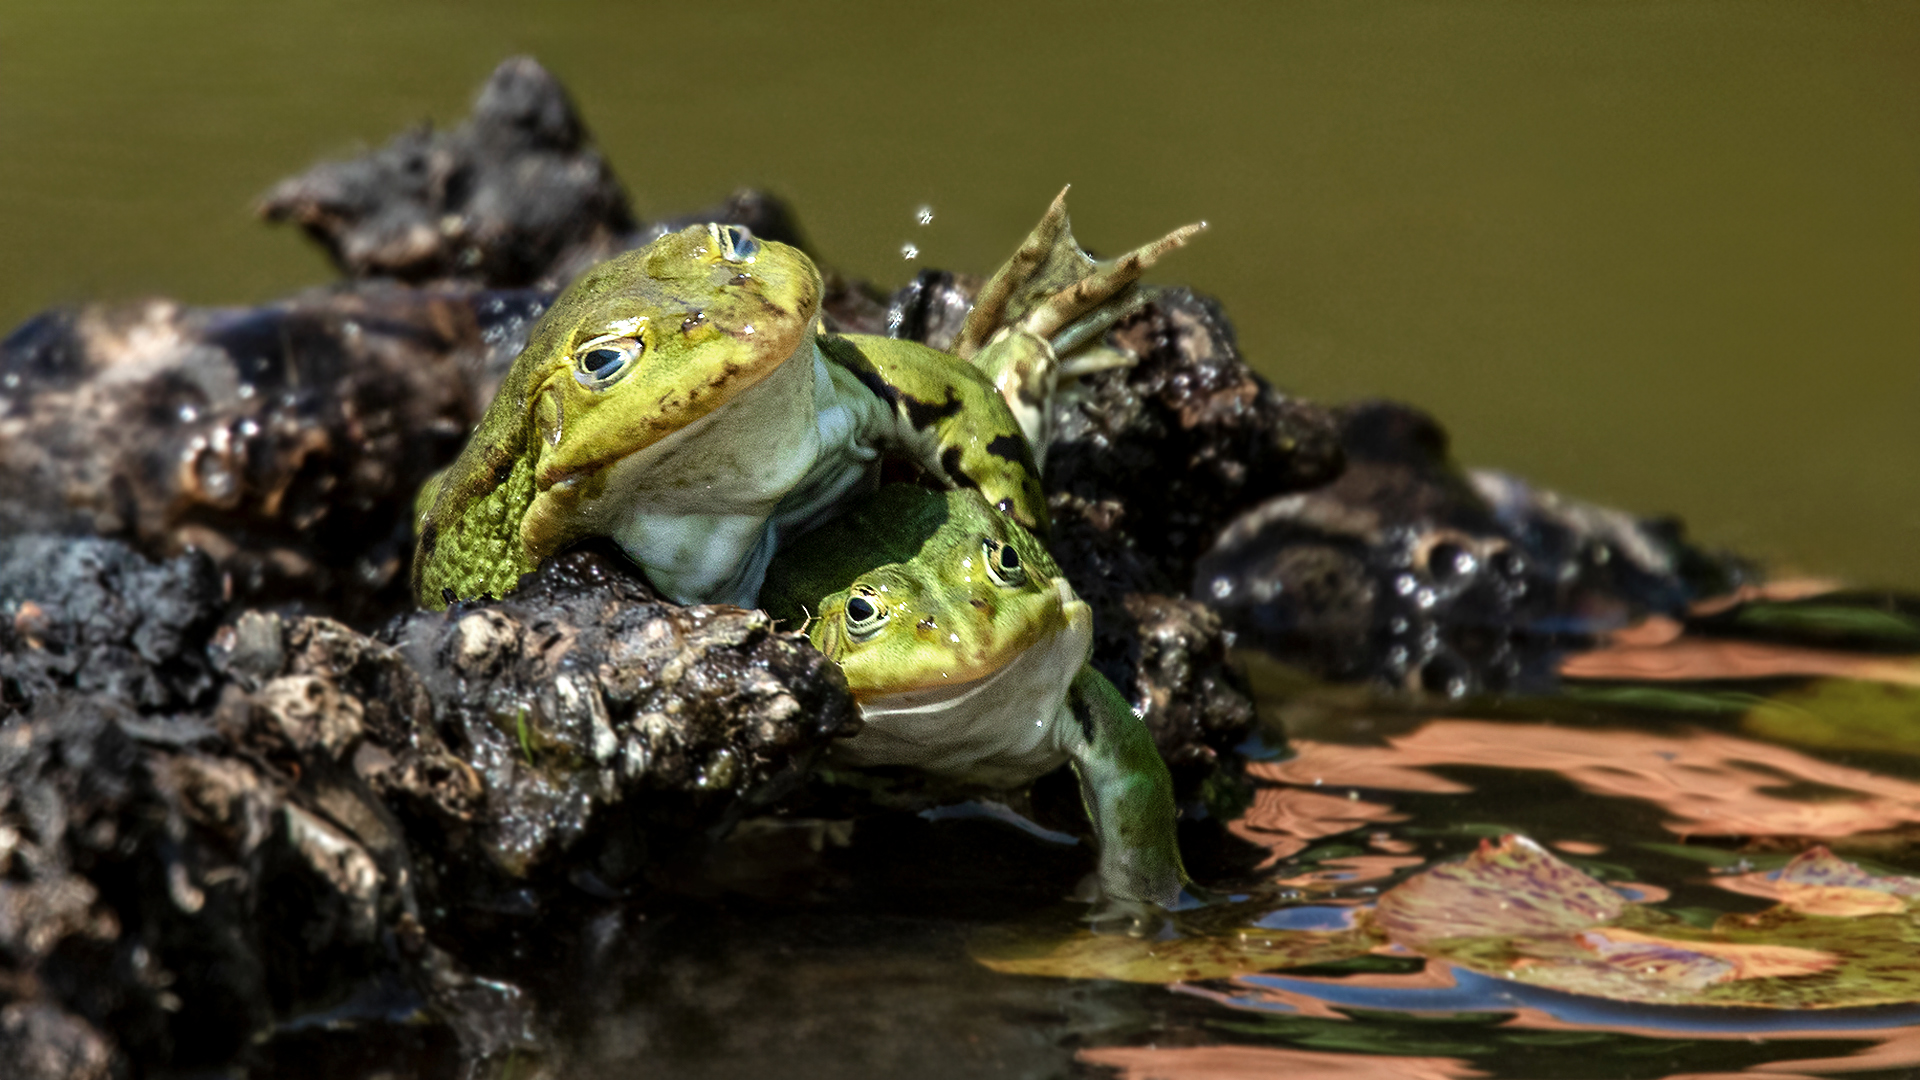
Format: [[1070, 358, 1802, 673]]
[[0, 288, 500, 624], [0, 692, 315, 1072], [1048, 288, 1346, 579], [1040, 289, 1341, 766], [877, 268, 984, 350], [0, 1002, 117, 1080], [259, 57, 807, 293], [382, 543, 858, 884], [637, 187, 810, 257], [260, 57, 635, 289], [1194, 400, 1751, 694], [0, 536, 224, 713], [0, 527, 857, 1073]]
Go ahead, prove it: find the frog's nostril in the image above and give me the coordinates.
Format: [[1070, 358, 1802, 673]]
[[720, 225, 759, 262]]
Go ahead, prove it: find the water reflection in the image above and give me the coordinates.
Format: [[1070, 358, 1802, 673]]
[[1081, 1042, 1488, 1080], [1258, 721, 1920, 840], [1182, 966, 1920, 1079], [1036, 697, 1920, 1078]]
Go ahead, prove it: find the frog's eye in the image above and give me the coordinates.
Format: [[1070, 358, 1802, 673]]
[[844, 591, 887, 641], [983, 540, 1026, 588], [718, 224, 759, 263], [572, 334, 644, 390]]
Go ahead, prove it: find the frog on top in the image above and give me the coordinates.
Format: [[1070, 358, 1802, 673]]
[[411, 192, 1199, 610]]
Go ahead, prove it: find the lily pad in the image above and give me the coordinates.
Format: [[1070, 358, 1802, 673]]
[[1717, 845, 1920, 916], [974, 836, 1920, 1009], [1372, 836, 1626, 948], [1378, 836, 1920, 1009]]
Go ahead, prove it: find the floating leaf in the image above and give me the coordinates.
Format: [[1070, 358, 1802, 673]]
[[1716, 845, 1920, 915], [1374, 836, 1920, 1009], [1742, 679, 1920, 757], [1372, 836, 1626, 948], [1775, 845, 1920, 896], [971, 922, 1379, 983], [979, 834, 1920, 1008]]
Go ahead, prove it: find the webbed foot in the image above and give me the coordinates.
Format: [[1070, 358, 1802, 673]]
[[959, 188, 1204, 468]]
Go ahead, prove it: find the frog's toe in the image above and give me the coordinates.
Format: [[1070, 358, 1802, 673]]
[[1081, 892, 1171, 937], [1056, 343, 1140, 380]]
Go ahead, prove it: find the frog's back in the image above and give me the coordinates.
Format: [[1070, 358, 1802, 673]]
[[760, 484, 955, 626]]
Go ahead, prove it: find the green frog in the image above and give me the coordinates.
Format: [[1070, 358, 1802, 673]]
[[411, 196, 1198, 610], [760, 484, 1189, 909]]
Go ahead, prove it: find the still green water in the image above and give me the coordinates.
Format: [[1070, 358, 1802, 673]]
[[1, 1, 1915, 589]]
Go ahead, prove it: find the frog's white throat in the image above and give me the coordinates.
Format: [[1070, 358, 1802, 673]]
[[831, 580, 1095, 788], [595, 338, 873, 606]]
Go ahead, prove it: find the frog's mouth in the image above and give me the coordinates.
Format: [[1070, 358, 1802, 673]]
[[832, 578, 1094, 781], [520, 334, 823, 562]]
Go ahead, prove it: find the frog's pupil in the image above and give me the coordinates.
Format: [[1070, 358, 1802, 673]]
[[847, 596, 876, 623], [723, 226, 759, 260], [999, 546, 1020, 571], [584, 348, 625, 378]]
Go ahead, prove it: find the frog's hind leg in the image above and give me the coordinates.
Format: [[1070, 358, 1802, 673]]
[[1017, 218, 1205, 346], [959, 189, 1204, 469], [957, 187, 1205, 362], [1061, 665, 1189, 910]]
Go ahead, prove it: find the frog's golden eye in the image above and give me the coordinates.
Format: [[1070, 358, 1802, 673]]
[[572, 334, 643, 390], [844, 590, 887, 642], [983, 540, 1026, 588], [717, 224, 759, 263]]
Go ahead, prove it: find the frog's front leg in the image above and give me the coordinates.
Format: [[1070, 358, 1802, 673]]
[[1061, 665, 1188, 909], [817, 333, 1050, 537]]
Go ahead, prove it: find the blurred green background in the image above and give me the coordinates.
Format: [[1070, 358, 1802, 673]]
[[2, 1, 1914, 587]]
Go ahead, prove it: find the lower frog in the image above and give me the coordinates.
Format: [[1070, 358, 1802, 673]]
[[760, 483, 1190, 910], [412, 197, 1198, 610]]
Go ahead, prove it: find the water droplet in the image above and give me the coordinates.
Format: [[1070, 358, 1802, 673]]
[[237, 383, 256, 400], [177, 404, 199, 424], [900, 243, 919, 260], [1210, 576, 1233, 599], [1, 373, 18, 389], [915, 206, 934, 226]]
